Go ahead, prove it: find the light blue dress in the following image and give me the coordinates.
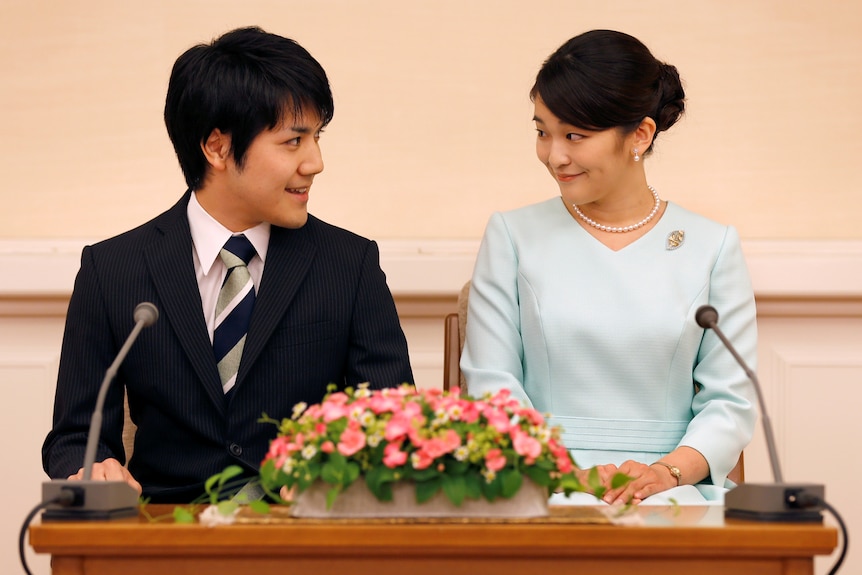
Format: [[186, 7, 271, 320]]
[[462, 198, 758, 498]]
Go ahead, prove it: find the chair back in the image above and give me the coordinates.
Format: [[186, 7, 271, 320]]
[[443, 281, 470, 391]]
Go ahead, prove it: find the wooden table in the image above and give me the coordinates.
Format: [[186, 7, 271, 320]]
[[30, 504, 837, 575]]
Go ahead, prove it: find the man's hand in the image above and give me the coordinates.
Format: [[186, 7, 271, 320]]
[[67, 458, 142, 495]]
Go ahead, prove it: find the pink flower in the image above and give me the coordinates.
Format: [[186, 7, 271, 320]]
[[520, 408, 545, 426], [368, 393, 402, 414], [337, 423, 366, 456], [266, 436, 289, 459], [556, 455, 573, 474], [320, 441, 335, 453], [458, 401, 481, 423], [383, 442, 407, 468], [547, 438, 568, 458], [384, 412, 413, 442], [485, 408, 510, 433], [485, 448, 507, 472], [411, 450, 434, 470], [512, 430, 542, 464], [285, 432, 305, 453]]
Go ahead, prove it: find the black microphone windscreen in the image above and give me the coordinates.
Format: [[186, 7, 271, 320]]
[[695, 305, 719, 328]]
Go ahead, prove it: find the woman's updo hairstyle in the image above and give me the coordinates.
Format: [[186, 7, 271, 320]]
[[531, 30, 685, 154]]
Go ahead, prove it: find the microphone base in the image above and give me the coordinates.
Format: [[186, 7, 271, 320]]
[[41, 479, 139, 521], [725, 482, 824, 523]]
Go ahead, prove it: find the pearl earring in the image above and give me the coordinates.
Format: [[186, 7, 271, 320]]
[[633, 148, 641, 162]]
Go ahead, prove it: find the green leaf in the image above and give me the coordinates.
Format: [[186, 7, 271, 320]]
[[587, 466, 602, 492], [173, 506, 196, 524], [365, 466, 396, 501], [610, 472, 633, 490], [415, 477, 442, 503], [559, 473, 585, 495], [204, 474, 221, 495], [411, 468, 441, 482], [345, 461, 361, 484], [325, 486, 341, 510], [442, 474, 467, 507], [464, 472, 483, 500], [523, 465, 552, 487], [217, 500, 238, 516], [499, 469, 523, 499], [217, 465, 244, 489], [367, 478, 394, 502], [321, 458, 347, 485], [444, 459, 469, 475], [481, 475, 501, 501], [248, 500, 271, 514]]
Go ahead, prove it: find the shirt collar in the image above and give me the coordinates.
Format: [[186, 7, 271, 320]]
[[187, 192, 270, 276]]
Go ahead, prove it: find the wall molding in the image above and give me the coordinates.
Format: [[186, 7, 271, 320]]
[[2, 238, 862, 317]]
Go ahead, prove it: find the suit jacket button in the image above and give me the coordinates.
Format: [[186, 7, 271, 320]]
[[229, 443, 242, 457]]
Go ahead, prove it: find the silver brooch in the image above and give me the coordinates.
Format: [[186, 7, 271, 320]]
[[666, 230, 685, 250]]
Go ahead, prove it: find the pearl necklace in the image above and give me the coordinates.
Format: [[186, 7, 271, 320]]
[[572, 186, 661, 233]]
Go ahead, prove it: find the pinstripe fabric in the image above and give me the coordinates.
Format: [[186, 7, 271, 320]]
[[42, 191, 414, 503], [213, 235, 256, 393]]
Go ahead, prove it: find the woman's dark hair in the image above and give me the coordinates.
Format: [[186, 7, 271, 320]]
[[530, 30, 684, 154], [164, 26, 334, 190]]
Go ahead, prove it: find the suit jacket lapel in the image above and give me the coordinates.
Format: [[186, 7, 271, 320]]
[[144, 192, 226, 414], [237, 223, 316, 386]]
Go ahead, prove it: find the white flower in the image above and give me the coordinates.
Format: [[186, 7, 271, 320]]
[[431, 415, 448, 428], [481, 469, 497, 483], [454, 446, 470, 461], [199, 504, 238, 527], [359, 411, 375, 428], [367, 433, 383, 447], [291, 402, 308, 420], [301, 444, 318, 460]]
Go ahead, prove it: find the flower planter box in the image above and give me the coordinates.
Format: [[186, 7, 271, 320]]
[[291, 478, 549, 518]]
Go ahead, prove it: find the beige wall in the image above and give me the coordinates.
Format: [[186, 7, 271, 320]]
[[2, 0, 860, 241]]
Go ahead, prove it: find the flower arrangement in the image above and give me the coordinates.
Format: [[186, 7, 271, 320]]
[[258, 383, 595, 509]]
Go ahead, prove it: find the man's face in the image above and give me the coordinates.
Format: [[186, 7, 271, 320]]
[[203, 109, 325, 231]]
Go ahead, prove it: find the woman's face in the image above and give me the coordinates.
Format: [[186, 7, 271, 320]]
[[533, 96, 633, 207]]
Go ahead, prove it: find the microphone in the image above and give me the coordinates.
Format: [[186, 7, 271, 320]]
[[696, 304, 824, 522], [42, 302, 159, 520]]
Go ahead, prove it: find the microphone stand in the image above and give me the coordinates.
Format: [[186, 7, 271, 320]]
[[696, 305, 824, 522], [42, 303, 158, 520]]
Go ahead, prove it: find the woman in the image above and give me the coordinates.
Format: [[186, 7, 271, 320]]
[[461, 30, 757, 505]]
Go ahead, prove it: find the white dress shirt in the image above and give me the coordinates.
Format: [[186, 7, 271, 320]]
[[187, 192, 270, 342]]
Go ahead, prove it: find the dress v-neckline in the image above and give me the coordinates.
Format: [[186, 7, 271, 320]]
[[570, 201, 671, 253]]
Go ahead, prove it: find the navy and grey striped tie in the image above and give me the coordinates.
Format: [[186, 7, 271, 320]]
[[213, 235, 256, 394]]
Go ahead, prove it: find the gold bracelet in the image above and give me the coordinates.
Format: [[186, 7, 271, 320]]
[[651, 461, 681, 485]]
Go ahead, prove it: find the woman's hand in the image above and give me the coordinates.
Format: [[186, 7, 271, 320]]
[[599, 460, 676, 505]]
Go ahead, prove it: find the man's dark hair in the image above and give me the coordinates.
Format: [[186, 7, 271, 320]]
[[164, 26, 334, 190]]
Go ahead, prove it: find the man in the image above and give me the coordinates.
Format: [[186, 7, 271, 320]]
[[42, 27, 414, 503]]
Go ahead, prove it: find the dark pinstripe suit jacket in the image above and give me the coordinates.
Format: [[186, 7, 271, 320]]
[[42, 192, 414, 502]]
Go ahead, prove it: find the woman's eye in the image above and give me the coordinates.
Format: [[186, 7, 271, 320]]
[[535, 129, 546, 137], [566, 133, 583, 141]]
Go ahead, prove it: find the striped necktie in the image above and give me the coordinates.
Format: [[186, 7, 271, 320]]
[[213, 235, 256, 394]]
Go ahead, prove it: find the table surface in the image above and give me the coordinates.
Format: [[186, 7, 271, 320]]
[[30, 504, 839, 575]]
